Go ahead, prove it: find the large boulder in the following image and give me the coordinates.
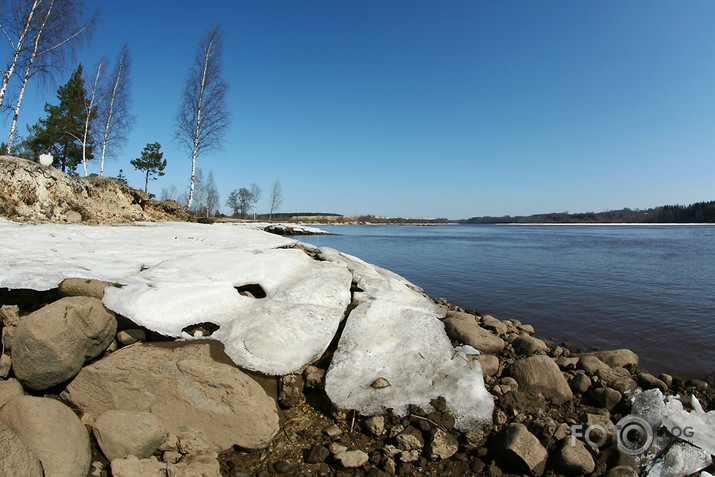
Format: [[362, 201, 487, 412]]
[[11, 296, 116, 390], [442, 311, 506, 354], [0, 422, 43, 477], [62, 340, 279, 452], [0, 395, 91, 477], [586, 349, 638, 368], [93, 410, 167, 462], [496, 423, 548, 476], [505, 355, 573, 404]]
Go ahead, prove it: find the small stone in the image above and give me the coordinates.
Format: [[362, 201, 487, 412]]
[[93, 410, 167, 462], [303, 365, 325, 389], [65, 210, 82, 223], [383, 456, 396, 474], [273, 460, 300, 474], [0, 304, 20, 326], [0, 353, 11, 378], [399, 449, 420, 462], [58, 277, 113, 299], [395, 426, 425, 451], [686, 379, 708, 392], [335, 449, 369, 468], [371, 377, 391, 389], [578, 355, 610, 375], [589, 387, 622, 411], [512, 335, 548, 355], [553, 437, 596, 475], [517, 323, 535, 335], [556, 357, 579, 370], [496, 422, 548, 476], [116, 329, 146, 345], [325, 424, 342, 439], [162, 451, 182, 464], [475, 354, 500, 376], [167, 453, 221, 476], [306, 444, 330, 463], [363, 415, 386, 436], [430, 396, 447, 412], [638, 373, 668, 392], [278, 374, 304, 408], [658, 373, 673, 388], [553, 422, 572, 441], [427, 428, 459, 460], [110, 455, 165, 477], [569, 372, 592, 394], [607, 465, 639, 477], [481, 315, 508, 336], [329, 442, 348, 455]]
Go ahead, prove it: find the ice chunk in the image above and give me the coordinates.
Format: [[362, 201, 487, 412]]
[[662, 396, 715, 456], [104, 248, 352, 375], [321, 248, 494, 431], [646, 442, 713, 477], [631, 389, 667, 430]]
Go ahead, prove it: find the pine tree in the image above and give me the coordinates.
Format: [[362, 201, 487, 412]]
[[130, 142, 166, 194], [22, 64, 93, 174], [116, 168, 128, 185]]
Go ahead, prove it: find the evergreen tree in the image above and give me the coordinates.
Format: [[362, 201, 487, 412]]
[[116, 168, 128, 185], [130, 142, 166, 194], [22, 64, 93, 174]]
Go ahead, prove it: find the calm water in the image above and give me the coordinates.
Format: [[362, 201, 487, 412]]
[[302, 224, 715, 380]]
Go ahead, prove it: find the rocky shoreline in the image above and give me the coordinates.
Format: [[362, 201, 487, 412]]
[[0, 282, 712, 477]]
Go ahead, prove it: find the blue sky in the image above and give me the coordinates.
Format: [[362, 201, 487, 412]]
[[3, 1, 714, 219]]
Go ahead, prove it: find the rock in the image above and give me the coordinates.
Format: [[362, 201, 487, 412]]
[[176, 432, 213, 455], [705, 372, 715, 389], [607, 466, 639, 477], [0, 353, 11, 378], [278, 374, 304, 408], [658, 373, 673, 388], [427, 428, 459, 460], [578, 355, 610, 375], [442, 311, 506, 354], [555, 356, 579, 370], [583, 413, 614, 442], [64, 210, 82, 223], [588, 349, 638, 368], [518, 323, 535, 335], [638, 372, 668, 392], [334, 449, 369, 468], [325, 424, 342, 438], [116, 329, 146, 345], [329, 442, 348, 455], [273, 460, 300, 474], [0, 395, 91, 477], [371, 377, 391, 389], [512, 335, 548, 355], [569, 372, 592, 394], [0, 422, 43, 477], [58, 278, 114, 299], [62, 340, 279, 452], [597, 367, 637, 393], [481, 315, 508, 336], [168, 453, 221, 476], [110, 455, 166, 477], [93, 410, 167, 462], [12, 296, 117, 390], [552, 437, 596, 475], [1, 304, 21, 351], [589, 387, 622, 411], [303, 365, 325, 389], [476, 354, 500, 376], [399, 449, 420, 462], [306, 443, 330, 463], [0, 377, 24, 407], [505, 355, 573, 404], [395, 425, 425, 451], [686, 379, 708, 392], [496, 423, 548, 476], [364, 415, 386, 436]]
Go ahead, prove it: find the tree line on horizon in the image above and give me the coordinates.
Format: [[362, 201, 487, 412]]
[[459, 201, 715, 224]]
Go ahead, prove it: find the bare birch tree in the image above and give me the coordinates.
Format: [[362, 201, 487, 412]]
[[268, 180, 283, 222], [175, 25, 229, 208], [250, 182, 261, 220], [95, 43, 133, 175], [4, 0, 97, 153], [0, 0, 41, 112], [79, 57, 102, 175]]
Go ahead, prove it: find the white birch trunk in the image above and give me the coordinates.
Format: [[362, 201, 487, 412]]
[[187, 36, 213, 208], [99, 49, 125, 176], [81, 61, 102, 176]]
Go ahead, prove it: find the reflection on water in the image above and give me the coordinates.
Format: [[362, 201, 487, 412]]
[[302, 224, 715, 380]]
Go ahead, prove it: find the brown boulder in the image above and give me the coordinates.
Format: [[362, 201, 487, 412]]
[[505, 355, 573, 404], [442, 311, 505, 354]]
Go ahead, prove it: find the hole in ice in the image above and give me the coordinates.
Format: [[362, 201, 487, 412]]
[[182, 322, 220, 337], [235, 284, 267, 298]]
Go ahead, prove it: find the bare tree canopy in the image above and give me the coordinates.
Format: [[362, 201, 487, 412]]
[[1, 0, 98, 153], [269, 180, 283, 221], [95, 43, 133, 175], [175, 25, 230, 208], [250, 182, 261, 220]]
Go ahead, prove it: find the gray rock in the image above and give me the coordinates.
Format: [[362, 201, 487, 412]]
[[569, 372, 592, 394], [110, 455, 166, 477], [588, 349, 638, 368], [481, 314, 508, 336], [638, 372, 668, 392], [62, 340, 279, 452], [363, 415, 386, 436], [64, 210, 82, 223], [427, 428, 459, 460], [496, 422, 548, 476], [58, 278, 114, 299], [335, 449, 369, 468], [0, 395, 91, 477], [589, 387, 622, 411], [443, 311, 506, 354], [512, 335, 548, 355], [578, 355, 610, 375], [505, 355, 573, 404], [168, 453, 221, 476], [0, 422, 43, 477], [93, 410, 167, 462], [278, 374, 304, 408], [12, 296, 116, 390], [552, 437, 596, 475], [476, 354, 500, 377], [116, 329, 146, 346], [395, 425, 425, 451], [0, 377, 24, 408]]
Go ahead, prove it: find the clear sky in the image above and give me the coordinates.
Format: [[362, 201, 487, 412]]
[[3, 1, 714, 219]]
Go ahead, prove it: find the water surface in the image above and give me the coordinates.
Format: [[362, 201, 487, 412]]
[[302, 224, 714, 379]]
